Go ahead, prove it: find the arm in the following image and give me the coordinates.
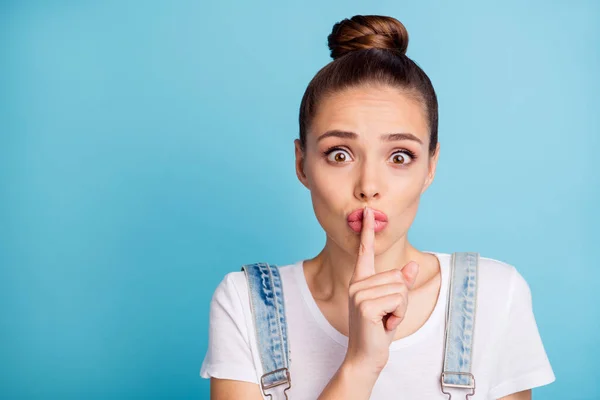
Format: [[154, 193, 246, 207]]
[[202, 273, 265, 399], [487, 267, 555, 399], [317, 361, 380, 400], [210, 378, 263, 400]]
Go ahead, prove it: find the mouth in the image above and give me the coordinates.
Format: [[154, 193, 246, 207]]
[[347, 208, 388, 233]]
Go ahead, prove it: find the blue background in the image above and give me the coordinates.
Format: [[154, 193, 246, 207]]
[[1, 0, 598, 398]]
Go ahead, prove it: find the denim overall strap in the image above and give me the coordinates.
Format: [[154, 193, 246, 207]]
[[440, 252, 479, 399], [242, 263, 291, 400]]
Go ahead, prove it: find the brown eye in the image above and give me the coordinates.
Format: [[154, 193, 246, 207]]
[[389, 151, 414, 165], [326, 149, 351, 163]]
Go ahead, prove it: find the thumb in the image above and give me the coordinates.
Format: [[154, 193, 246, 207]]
[[401, 261, 419, 289]]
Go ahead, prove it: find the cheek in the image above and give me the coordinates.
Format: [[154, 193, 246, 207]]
[[306, 156, 350, 197], [386, 168, 429, 217], [390, 174, 425, 201], [308, 168, 349, 212], [304, 163, 353, 230]]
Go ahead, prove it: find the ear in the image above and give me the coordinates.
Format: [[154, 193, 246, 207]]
[[294, 139, 309, 189], [421, 142, 440, 194]]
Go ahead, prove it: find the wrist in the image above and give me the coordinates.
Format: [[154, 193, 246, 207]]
[[318, 358, 381, 399], [340, 358, 381, 387]]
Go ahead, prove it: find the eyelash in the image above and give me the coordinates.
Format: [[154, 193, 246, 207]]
[[323, 146, 417, 165]]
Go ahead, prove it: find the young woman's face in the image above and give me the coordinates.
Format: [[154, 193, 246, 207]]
[[295, 84, 440, 255]]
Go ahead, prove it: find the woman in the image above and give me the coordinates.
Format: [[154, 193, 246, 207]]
[[200, 15, 555, 399]]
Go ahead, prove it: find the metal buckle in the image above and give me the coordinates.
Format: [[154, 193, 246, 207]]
[[260, 368, 291, 399], [440, 372, 476, 399]]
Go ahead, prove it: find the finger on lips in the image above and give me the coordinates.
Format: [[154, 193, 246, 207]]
[[352, 206, 376, 282]]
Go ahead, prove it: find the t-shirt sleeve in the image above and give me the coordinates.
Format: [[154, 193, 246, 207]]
[[488, 267, 556, 399], [199, 272, 259, 384]]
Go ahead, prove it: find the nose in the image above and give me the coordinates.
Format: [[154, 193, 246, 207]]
[[354, 160, 382, 201]]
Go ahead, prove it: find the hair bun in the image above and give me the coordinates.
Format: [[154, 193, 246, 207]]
[[327, 15, 409, 60]]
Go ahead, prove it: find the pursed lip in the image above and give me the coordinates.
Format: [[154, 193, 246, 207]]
[[347, 208, 388, 233], [347, 208, 388, 223]]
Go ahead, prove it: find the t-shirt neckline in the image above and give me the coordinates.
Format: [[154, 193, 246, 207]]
[[292, 251, 449, 350]]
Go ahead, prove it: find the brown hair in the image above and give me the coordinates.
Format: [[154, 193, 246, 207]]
[[298, 15, 438, 157]]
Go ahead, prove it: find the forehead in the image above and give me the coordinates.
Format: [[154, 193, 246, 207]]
[[310, 84, 429, 143]]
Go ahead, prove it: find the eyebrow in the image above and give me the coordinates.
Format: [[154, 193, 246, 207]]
[[316, 130, 423, 145]]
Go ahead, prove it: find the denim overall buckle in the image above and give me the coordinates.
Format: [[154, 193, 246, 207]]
[[260, 367, 291, 399], [440, 371, 476, 399]]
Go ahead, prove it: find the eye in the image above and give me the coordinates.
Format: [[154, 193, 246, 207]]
[[324, 147, 352, 163], [389, 150, 416, 165]]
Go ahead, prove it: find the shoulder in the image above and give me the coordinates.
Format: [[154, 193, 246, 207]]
[[469, 254, 534, 315], [476, 254, 530, 295], [477, 254, 516, 277], [437, 252, 519, 285], [436, 252, 531, 310], [211, 262, 299, 306], [208, 270, 251, 321]]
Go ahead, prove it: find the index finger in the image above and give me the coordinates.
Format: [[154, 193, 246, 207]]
[[351, 206, 375, 283]]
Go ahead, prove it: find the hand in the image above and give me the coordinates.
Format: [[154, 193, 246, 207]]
[[344, 206, 420, 375]]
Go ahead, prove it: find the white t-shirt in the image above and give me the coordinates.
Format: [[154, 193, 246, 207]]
[[200, 252, 555, 399]]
